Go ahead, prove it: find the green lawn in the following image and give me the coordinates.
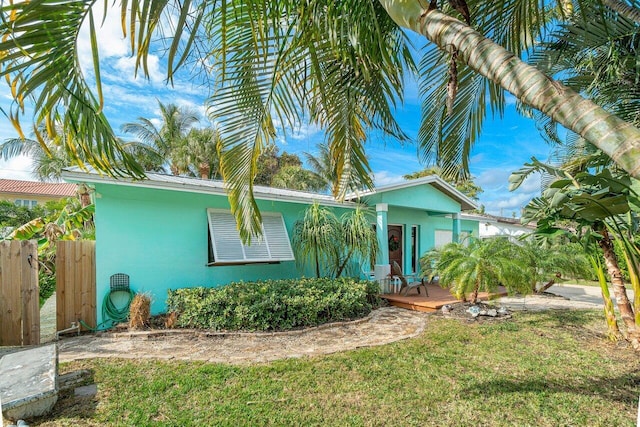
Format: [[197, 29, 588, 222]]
[[35, 310, 640, 426]]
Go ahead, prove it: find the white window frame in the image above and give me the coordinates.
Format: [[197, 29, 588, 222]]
[[207, 209, 295, 265], [14, 199, 38, 208]]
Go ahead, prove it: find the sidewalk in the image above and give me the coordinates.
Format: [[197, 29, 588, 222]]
[[496, 283, 636, 311]]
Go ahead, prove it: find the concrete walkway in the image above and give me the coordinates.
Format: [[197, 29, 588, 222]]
[[496, 283, 636, 311]]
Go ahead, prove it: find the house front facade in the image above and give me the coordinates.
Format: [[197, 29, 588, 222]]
[[62, 170, 478, 325], [0, 179, 77, 208]]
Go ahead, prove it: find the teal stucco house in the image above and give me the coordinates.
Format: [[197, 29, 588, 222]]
[[62, 169, 478, 322]]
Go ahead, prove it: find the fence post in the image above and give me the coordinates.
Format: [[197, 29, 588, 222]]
[[56, 241, 96, 331], [0, 240, 39, 346]]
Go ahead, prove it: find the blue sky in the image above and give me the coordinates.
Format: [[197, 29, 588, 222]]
[[0, 7, 549, 217]]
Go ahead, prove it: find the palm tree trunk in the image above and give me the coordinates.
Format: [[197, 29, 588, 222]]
[[597, 229, 637, 340], [620, 247, 640, 326], [198, 163, 210, 179], [603, 0, 640, 24], [470, 280, 479, 304], [590, 255, 622, 340], [377, 2, 640, 178]]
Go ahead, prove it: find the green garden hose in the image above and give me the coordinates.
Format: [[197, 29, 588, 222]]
[[102, 288, 136, 329], [78, 288, 136, 331]]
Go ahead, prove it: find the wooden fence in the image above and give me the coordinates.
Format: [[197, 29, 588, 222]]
[[0, 240, 40, 346], [56, 241, 96, 332]]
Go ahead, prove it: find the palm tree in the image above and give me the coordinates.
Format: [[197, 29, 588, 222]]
[[291, 203, 378, 278], [178, 128, 223, 180], [512, 160, 639, 347], [121, 101, 200, 175], [0, 129, 82, 182], [421, 237, 534, 304], [291, 203, 341, 278], [2, 0, 640, 240]]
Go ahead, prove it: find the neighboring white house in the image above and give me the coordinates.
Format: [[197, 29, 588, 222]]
[[461, 213, 534, 241]]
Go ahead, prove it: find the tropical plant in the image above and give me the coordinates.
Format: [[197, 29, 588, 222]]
[[2, 197, 95, 305], [292, 203, 341, 278], [292, 203, 378, 279], [0, 124, 86, 182], [271, 165, 327, 192], [511, 160, 640, 346], [121, 101, 200, 175], [421, 237, 535, 303], [175, 127, 223, 179], [2, 0, 640, 242], [523, 240, 592, 293]]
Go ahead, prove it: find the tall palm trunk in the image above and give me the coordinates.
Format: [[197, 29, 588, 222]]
[[198, 163, 211, 180], [470, 280, 479, 304], [603, 0, 640, 24], [597, 228, 638, 347], [378, 2, 640, 178], [589, 254, 622, 340]]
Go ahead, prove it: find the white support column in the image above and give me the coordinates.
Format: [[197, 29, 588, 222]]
[[452, 212, 461, 243], [374, 204, 391, 287]]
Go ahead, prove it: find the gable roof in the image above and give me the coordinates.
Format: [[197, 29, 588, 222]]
[[0, 179, 77, 197], [61, 168, 354, 208], [347, 175, 477, 211]]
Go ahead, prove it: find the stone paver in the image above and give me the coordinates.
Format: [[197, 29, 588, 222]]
[[50, 283, 634, 364], [57, 307, 429, 365]]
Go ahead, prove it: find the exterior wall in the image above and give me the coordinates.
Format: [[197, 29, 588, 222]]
[[0, 193, 65, 206], [93, 183, 352, 321], [384, 207, 479, 275], [362, 184, 462, 213]]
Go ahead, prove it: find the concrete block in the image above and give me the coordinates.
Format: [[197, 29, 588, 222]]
[[0, 344, 58, 421]]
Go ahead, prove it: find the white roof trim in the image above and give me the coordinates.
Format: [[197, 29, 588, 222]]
[[61, 168, 355, 208], [347, 175, 478, 211]]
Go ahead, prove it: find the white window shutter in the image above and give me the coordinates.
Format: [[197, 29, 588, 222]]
[[207, 209, 294, 263], [207, 210, 245, 262], [262, 214, 295, 260]]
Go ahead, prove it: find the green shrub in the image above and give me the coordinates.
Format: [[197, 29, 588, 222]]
[[39, 270, 56, 307], [166, 278, 381, 331]]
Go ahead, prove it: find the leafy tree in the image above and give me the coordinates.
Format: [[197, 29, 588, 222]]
[[420, 237, 534, 303], [271, 165, 327, 193], [0, 125, 85, 182], [0, 201, 44, 229], [2, 0, 640, 242], [292, 203, 341, 278], [121, 101, 200, 175], [404, 166, 483, 200], [2, 197, 95, 305], [511, 160, 640, 346], [522, 240, 592, 293], [292, 203, 378, 278], [254, 144, 326, 191]]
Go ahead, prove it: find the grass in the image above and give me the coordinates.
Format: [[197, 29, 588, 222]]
[[32, 310, 640, 426]]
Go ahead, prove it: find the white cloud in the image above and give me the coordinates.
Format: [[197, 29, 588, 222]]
[[0, 156, 34, 180], [373, 171, 404, 186], [113, 55, 164, 85]]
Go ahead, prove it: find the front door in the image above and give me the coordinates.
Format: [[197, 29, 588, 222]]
[[388, 225, 402, 271]]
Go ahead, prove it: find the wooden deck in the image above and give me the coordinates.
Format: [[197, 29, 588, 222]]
[[380, 283, 508, 313]]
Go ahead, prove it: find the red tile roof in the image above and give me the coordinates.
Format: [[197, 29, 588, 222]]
[[0, 179, 77, 197]]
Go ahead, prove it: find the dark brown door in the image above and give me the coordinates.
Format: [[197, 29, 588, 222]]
[[388, 225, 402, 270]]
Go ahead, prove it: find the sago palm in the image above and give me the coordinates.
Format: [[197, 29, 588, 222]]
[[423, 237, 534, 303]]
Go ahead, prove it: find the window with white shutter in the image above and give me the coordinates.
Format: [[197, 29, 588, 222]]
[[207, 209, 295, 265]]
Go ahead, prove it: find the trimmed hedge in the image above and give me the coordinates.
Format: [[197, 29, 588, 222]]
[[166, 278, 381, 332]]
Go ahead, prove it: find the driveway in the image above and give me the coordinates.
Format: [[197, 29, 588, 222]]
[[496, 283, 636, 311]]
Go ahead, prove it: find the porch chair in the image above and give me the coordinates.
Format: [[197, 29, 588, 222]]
[[391, 261, 428, 297]]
